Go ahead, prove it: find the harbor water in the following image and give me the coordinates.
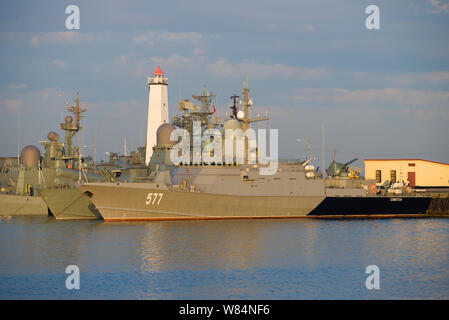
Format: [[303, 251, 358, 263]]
[[0, 216, 448, 299]]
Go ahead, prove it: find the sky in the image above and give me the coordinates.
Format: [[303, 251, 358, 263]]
[[0, 0, 448, 168]]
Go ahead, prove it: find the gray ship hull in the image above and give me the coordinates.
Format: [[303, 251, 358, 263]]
[[78, 182, 437, 221], [0, 194, 48, 216], [79, 183, 325, 221], [39, 187, 101, 220]]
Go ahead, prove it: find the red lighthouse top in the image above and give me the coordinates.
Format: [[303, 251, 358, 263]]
[[153, 65, 164, 75]]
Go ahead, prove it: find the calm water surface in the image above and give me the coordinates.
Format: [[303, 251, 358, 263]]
[[0, 216, 448, 299]]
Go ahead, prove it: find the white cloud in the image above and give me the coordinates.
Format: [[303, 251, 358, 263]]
[[132, 31, 208, 47], [208, 57, 328, 80], [30, 32, 94, 48], [384, 71, 449, 86], [0, 99, 22, 110], [116, 53, 197, 79], [7, 84, 27, 90], [290, 87, 449, 121], [0, 88, 70, 114], [134, 54, 328, 81], [52, 59, 67, 68]]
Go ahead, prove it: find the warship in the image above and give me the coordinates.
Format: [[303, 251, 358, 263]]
[[0, 156, 48, 216], [38, 94, 151, 219], [36, 93, 123, 219], [0, 141, 55, 216], [0, 93, 110, 218], [78, 78, 434, 221]]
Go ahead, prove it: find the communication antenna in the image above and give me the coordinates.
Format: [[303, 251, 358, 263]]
[[17, 112, 20, 166], [61, 92, 88, 168], [124, 136, 127, 157], [229, 93, 240, 118], [322, 123, 325, 180], [93, 120, 98, 173], [192, 85, 217, 113]]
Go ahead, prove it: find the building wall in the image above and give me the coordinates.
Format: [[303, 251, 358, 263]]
[[364, 159, 449, 188]]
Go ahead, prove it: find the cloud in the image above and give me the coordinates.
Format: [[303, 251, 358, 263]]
[[0, 99, 22, 110], [383, 71, 449, 86], [290, 87, 449, 121], [131, 30, 212, 59], [426, 0, 449, 14], [89, 100, 144, 119], [30, 32, 94, 48], [115, 53, 197, 79], [208, 58, 328, 80], [121, 53, 329, 81], [7, 84, 27, 90], [0, 88, 70, 115], [132, 30, 208, 47], [52, 59, 67, 68]]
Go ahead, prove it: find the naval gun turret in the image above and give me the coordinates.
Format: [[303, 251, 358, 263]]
[[327, 158, 358, 178]]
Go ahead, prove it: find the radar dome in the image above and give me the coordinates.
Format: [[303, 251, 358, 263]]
[[223, 118, 242, 131], [20, 145, 40, 167], [47, 131, 60, 142], [65, 115, 73, 123], [156, 123, 177, 146]]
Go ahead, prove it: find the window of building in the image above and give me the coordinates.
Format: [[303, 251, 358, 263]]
[[408, 163, 415, 167], [390, 170, 396, 183], [375, 170, 382, 183]]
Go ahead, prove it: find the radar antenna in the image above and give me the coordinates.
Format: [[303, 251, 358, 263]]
[[60, 92, 88, 167], [192, 85, 217, 114], [229, 93, 239, 118]]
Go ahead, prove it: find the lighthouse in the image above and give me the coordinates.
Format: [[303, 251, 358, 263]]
[[145, 65, 169, 164]]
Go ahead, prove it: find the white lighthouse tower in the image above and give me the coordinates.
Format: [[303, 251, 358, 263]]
[[145, 65, 169, 164]]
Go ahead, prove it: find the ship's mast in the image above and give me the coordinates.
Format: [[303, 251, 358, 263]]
[[192, 85, 216, 114], [175, 85, 217, 134], [241, 77, 269, 163], [229, 93, 239, 118], [60, 92, 88, 168]]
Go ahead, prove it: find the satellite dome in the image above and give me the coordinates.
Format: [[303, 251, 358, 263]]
[[65, 115, 73, 123], [223, 118, 242, 131], [47, 131, 60, 142], [156, 123, 177, 146], [20, 145, 40, 167]]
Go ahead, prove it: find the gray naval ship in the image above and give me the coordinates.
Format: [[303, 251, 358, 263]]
[[0, 146, 49, 216], [78, 81, 435, 221], [0, 93, 110, 218], [37, 93, 107, 219], [37, 94, 150, 219], [37, 93, 146, 219]]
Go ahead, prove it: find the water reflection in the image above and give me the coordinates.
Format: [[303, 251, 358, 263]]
[[0, 216, 448, 299]]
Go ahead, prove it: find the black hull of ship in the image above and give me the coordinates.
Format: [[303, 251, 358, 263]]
[[308, 196, 433, 216]]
